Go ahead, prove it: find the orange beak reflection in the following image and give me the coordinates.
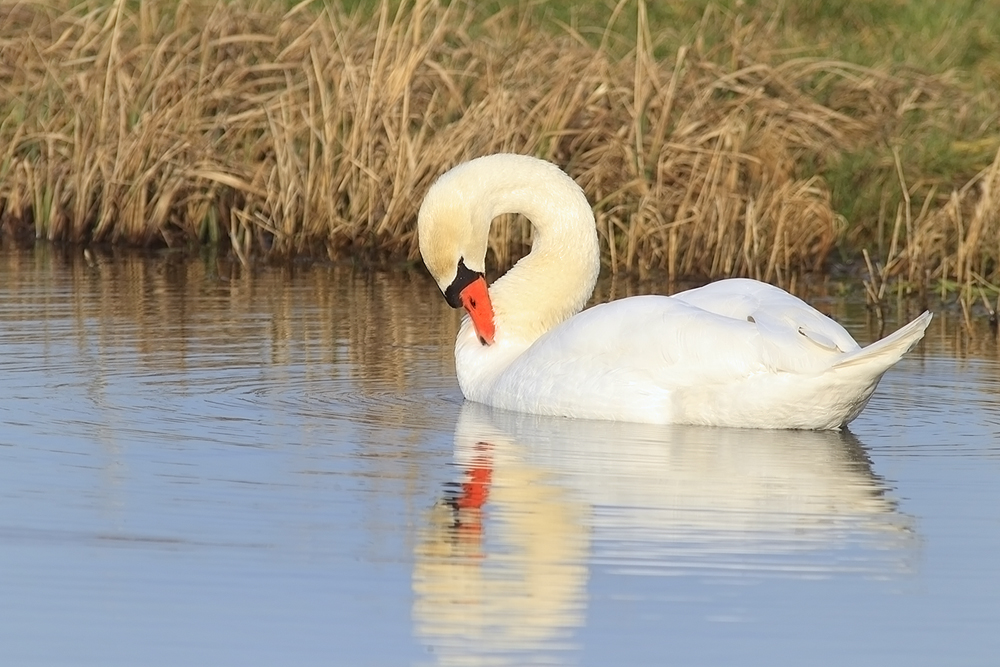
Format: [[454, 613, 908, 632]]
[[459, 276, 496, 346]]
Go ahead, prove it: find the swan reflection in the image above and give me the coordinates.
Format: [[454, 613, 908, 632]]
[[413, 403, 913, 664]]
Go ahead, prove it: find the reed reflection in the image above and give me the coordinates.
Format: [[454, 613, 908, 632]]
[[413, 402, 914, 664]]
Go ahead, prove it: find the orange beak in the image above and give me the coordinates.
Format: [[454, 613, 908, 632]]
[[459, 276, 496, 345]]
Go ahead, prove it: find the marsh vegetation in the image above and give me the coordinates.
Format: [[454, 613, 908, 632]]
[[2, 0, 998, 310]]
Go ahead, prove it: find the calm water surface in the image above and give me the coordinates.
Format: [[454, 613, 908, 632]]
[[0, 247, 997, 666]]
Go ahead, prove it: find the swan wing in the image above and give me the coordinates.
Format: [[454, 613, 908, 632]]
[[488, 292, 836, 419], [484, 279, 878, 422], [672, 278, 861, 353], [516, 295, 766, 384]]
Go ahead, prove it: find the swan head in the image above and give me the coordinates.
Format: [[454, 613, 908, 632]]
[[418, 154, 600, 348], [418, 159, 498, 345]]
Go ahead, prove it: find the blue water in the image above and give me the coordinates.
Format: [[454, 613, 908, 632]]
[[0, 248, 997, 666]]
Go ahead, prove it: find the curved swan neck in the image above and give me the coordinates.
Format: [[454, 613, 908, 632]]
[[467, 156, 600, 343], [418, 154, 601, 344]]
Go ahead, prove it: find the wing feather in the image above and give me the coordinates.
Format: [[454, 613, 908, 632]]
[[494, 279, 863, 412]]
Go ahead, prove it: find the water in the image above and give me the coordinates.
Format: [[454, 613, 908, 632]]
[[0, 247, 997, 666]]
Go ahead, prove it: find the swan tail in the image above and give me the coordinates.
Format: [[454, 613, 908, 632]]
[[833, 310, 933, 373]]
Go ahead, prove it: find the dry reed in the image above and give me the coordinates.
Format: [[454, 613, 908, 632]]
[[1, 0, 998, 295]]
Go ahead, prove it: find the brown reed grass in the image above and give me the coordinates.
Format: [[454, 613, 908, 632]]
[[1, 0, 998, 298]]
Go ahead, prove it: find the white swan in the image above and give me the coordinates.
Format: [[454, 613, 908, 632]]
[[417, 154, 932, 429]]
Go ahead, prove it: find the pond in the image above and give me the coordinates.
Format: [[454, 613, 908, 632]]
[[0, 246, 997, 666]]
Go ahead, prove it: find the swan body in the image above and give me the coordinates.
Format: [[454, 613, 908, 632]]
[[417, 154, 932, 430]]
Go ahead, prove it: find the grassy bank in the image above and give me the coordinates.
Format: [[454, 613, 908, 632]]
[[1, 0, 999, 300]]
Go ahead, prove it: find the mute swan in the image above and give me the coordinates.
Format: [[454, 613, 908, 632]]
[[417, 154, 931, 429]]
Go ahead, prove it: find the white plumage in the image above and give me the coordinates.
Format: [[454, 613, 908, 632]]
[[418, 154, 931, 429]]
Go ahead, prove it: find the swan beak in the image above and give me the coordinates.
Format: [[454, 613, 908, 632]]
[[459, 276, 496, 346]]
